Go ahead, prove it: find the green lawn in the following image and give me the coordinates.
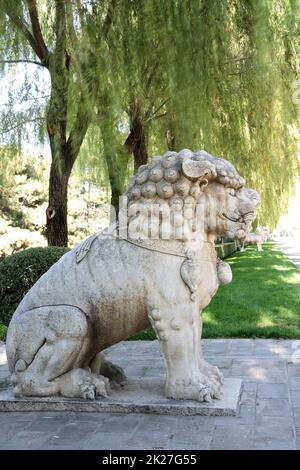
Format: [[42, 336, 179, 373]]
[[132, 241, 300, 340], [1, 241, 300, 342], [202, 241, 300, 338]]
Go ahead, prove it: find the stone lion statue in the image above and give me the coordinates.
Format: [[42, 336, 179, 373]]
[[240, 226, 269, 252], [6, 149, 260, 402]]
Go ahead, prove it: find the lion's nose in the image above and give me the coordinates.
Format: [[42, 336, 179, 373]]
[[245, 188, 261, 207]]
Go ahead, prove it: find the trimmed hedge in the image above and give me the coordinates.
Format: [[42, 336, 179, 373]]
[[215, 241, 237, 259], [0, 246, 69, 327]]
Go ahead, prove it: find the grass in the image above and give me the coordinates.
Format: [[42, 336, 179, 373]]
[[132, 241, 300, 340]]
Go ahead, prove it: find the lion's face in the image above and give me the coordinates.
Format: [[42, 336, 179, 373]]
[[203, 183, 260, 240]]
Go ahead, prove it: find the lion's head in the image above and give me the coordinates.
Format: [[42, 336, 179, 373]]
[[125, 149, 260, 242]]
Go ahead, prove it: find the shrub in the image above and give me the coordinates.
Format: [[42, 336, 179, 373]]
[[0, 323, 7, 342], [0, 246, 70, 326]]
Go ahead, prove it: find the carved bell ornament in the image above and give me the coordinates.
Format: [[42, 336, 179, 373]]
[[216, 260, 233, 285]]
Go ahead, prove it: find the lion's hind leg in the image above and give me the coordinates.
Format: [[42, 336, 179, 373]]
[[8, 305, 109, 399]]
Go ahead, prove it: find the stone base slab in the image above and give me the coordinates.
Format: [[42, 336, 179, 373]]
[[0, 377, 242, 416]]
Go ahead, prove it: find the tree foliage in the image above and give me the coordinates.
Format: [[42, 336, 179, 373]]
[[1, 0, 300, 233], [0, 0, 118, 245], [119, 0, 300, 229]]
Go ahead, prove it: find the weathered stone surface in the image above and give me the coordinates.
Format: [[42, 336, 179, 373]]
[[289, 378, 300, 391], [254, 339, 294, 357], [0, 377, 242, 416], [228, 339, 254, 356], [291, 391, 300, 407], [210, 424, 254, 450], [4, 150, 259, 403], [255, 416, 295, 440], [230, 358, 287, 383], [253, 438, 296, 450], [257, 383, 289, 399], [256, 398, 293, 417]]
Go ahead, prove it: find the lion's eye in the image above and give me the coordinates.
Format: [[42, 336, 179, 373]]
[[227, 188, 236, 197]]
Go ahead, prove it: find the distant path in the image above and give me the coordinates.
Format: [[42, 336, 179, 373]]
[[274, 237, 300, 270]]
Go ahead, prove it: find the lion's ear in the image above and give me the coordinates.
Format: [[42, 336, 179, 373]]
[[182, 158, 217, 181]]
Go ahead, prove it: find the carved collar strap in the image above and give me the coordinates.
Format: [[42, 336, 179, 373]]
[[75, 231, 217, 302], [121, 236, 217, 302], [120, 236, 217, 262]]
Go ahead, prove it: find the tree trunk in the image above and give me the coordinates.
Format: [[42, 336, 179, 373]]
[[125, 97, 148, 172], [103, 141, 130, 222], [46, 160, 71, 246], [45, 4, 87, 247], [132, 127, 148, 172], [99, 96, 130, 222], [106, 158, 123, 218], [166, 128, 176, 151]]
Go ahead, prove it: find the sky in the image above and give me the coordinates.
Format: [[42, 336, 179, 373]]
[[276, 183, 300, 235], [0, 63, 51, 157]]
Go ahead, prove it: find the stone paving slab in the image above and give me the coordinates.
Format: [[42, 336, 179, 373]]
[[274, 237, 300, 270], [0, 339, 300, 450], [0, 378, 242, 416]]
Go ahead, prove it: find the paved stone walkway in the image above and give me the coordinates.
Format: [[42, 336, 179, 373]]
[[274, 237, 300, 270], [1, 339, 300, 450]]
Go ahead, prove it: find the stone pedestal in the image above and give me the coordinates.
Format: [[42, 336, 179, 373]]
[[0, 377, 242, 416]]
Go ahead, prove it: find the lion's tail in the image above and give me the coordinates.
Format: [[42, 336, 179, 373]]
[[5, 310, 47, 375]]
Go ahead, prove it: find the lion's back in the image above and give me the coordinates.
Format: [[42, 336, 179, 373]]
[[10, 233, 154, 321]]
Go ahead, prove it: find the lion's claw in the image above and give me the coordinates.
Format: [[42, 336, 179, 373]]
[[82, 383, 96, 400], [166, 371, 222, 402], [203, 392, 212, 402], [79, 373, 110, 400]]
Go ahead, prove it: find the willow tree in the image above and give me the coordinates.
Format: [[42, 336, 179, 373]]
[[67, 0, 130, 218], [0, 0, 116, 246], [119, 0, 169, 171], [1, 0, 299, 239], [125, 0, 300, 229], [74, 0, 170, 213], [76, 0, 300, 229]]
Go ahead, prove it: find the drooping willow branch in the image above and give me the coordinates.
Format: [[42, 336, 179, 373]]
[[25, 0, 49, 64], [0, 59, 46, 67], [0, 117, 45, 135]]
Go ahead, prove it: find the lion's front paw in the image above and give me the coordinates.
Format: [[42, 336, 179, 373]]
[[81, 381, 96, 400], [166, 373, 221, 402], [95, 374, 111, 397], [79, 374, 110, 400], [199, 360, 224, 386]]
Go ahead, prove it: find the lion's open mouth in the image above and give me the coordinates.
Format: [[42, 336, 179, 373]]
[[220, 211, 255, 224], [242, 211, 255, 223]]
